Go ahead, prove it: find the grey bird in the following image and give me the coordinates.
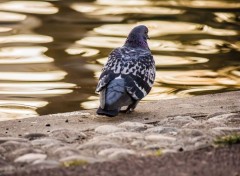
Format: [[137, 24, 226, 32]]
[[96, 25, 155, 117]]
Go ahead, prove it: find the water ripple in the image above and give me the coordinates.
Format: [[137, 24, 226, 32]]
[[0, 1, 58, 14], [94, 22, 238, 37], [0, 34, 53, 44]]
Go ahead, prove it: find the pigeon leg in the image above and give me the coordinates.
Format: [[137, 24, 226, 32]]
[[120, 100, 139, 114]]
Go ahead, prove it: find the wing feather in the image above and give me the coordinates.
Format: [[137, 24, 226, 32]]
[[96, 47, 155, 100]]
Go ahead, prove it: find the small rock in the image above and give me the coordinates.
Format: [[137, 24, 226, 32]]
[[78, 140, 120, 151], [0, 137, 28, 144], [118, 121, 152, 131], [32, 159, 60, 165], [31, 160, 60, 169], [161, 116, 197, 127], [0, 159, 15, 175], [50, 129, 86, 143], [24, 133, 48, 140], [144, 126, 179, 135], [46, 124, 51, 127], [98, 148, 136, 159], [1, 141, 31, 152], [207, 113, 240, 123], [179, 129, 204, 137], [60, 155, 97, 164], [211, 127, 240, 135], [131, 140, 147, 147], [145, 134, 176, 142], [31, 138, 61, 146], [107, 132, 143, 140], [53, 146, 80, 158], [14, 153, 47, 163], [80, 112, 91, 118], [95, 125, 125, 134], [6, 148, 43, 161]]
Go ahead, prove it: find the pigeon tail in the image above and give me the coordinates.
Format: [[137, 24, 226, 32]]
[[97, 78, 133, 117]]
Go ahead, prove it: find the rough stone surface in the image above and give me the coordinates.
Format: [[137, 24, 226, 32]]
[[0, 91, 239, 175], [14, 153, 47, 163], [49, 129, 86, 143], [95, 125, 126, 134]]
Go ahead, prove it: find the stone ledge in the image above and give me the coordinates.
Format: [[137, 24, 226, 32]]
[[0, 91, 240, 175]]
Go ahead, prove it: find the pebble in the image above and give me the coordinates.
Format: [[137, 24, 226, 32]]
[[207, 113, 240, 123], [107, 132, 143, 141], [14, 153, 47, 163], [0, 137, 28, 144], [60, 155, 97, 164], [98, 148, 136, 159], [53, 146, 80, 158], [31, 138, 61, 146], [79, 112, 91, 118], [178, 129, 204, 137], [78, 140, 120, 151], [118, 121, 152, 131], [6, 148, 42, 161], [161, 116, 197, 127], [211, 127, 240, 134], [24, 133, 48, 140], [1, 141, 31, 152], [145, 134, 176, 142], [49, 129, 86, 143], [144, 126, 179, 135], [95, 125, 126, 134], [31, 160, 60, 168], [0, 162, 15, 175], [130, 140, 147, 147]]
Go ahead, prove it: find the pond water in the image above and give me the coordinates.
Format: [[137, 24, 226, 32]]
[[0, 0, 239, 121]]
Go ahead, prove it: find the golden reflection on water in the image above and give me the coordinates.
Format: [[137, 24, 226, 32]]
[[0, 46, 53, 64], [155, 70, 238, 86], [0, 27, 12, 33], [0, 100, 48, 121], [72, 4, 184, 15], [97, 0, 240, 8], [180, 1, 240, 9], [0, 71, 67, 81], [94, 22, 238, 37], [78, 36, 237, 54], [0, 12, 26, 22], [0, 34, 53, 44], [0, 0, 240, 120], [214, 13, 239, 24], [0, 1, 58, 14], [65, 47, 100, 57], [96, 0, 151, 6], [0, 106, 39, 121]]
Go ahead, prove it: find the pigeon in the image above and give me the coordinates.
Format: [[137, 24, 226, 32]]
[[96, 25, 155, 117]]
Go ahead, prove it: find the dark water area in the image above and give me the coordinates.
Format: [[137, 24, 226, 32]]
[[0, 0, 239, 120]]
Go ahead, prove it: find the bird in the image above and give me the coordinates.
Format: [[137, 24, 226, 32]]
[[96, 25, 155, 117]]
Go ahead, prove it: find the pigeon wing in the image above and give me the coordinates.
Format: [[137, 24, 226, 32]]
[[96, 48, 122, 92], [124, 51, 155, 100], [96, 47, 155, 100]]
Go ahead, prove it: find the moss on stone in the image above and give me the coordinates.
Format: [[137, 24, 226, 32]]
[[154, 149, 163, 156], [62, 160, 88, 167], [214, 134, 240, 145]]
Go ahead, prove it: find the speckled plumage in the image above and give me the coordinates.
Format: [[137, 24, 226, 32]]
[[96, 25, 155, 117]]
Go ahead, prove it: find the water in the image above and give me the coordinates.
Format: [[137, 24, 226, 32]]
[[0, 0, 239, 121]]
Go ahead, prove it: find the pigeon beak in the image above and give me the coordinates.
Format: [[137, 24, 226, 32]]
[[147, 35, 150, 40]]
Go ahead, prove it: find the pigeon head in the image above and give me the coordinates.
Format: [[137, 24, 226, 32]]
[[124, 25, 150, 49]]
